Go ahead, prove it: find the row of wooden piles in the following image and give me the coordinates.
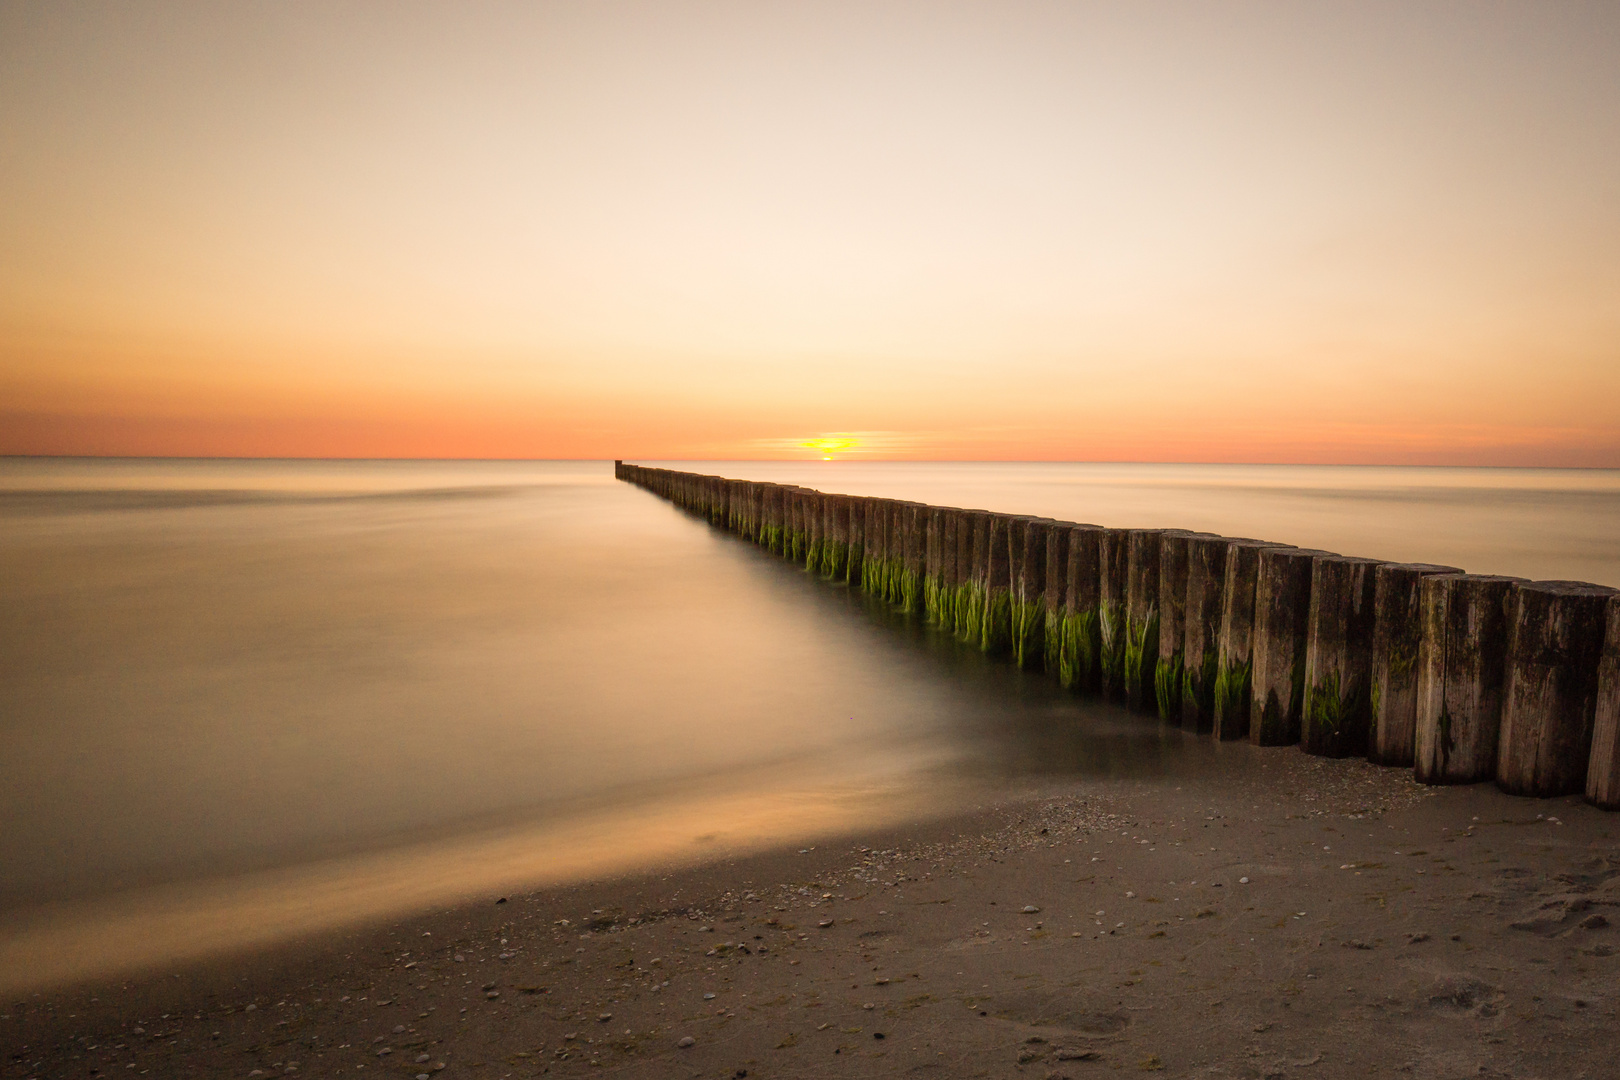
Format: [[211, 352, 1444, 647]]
[[614, 462, 1620, 810]]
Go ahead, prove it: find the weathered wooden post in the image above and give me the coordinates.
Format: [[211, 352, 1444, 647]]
[[1155, 531, 1210, 722], [1370, 562, 1463, 766], [804, 490, 827, 572], [1010, 518, 1050, 669], [956, 511, 987, 642], [845, 495, 867, 587], [868, 501, 894, 599], [761, 484, 784, 554], [1496, 581, 1616, 798], [1250, 547, 1331, 746], [1413, 573, 1521, 784], [1061, 525, 1105, 692], [924, 507, 945, 623], [1124, 529, 1164, 713], [1043, 523, 1073, 675], [1098, 528, 1131, 701], [1182, 535, 1240, 732], [980, 514, 1013, 654], [1302, 554, 1383, 758], [934, 507, 961, 626], [824, 495, 850, 579], [1586, 595, 1620, 809], [900, 503, 926, 613], [888, 499, 909, 605]]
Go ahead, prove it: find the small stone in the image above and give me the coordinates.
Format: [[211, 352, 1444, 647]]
[[393, 1025, 406, 1033], [1238, 877, 1250, 885], [818, 919, 834, 928], [1022, 905, 1040, 914], [1581, 913, 1609, 930], [415, 1054, 430, 1063], [677, 1036, 696, 1048], [376, 1047, 392, 1057], [703, 992, 717, 1000], [597, 1013, 612, 1022]]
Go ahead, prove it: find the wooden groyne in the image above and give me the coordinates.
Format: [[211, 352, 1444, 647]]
[[614, 462, 1620, 809]]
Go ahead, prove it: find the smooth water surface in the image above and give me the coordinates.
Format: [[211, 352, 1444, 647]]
[[2, 458, 1613, 992], [0, 459, 1169, 993]]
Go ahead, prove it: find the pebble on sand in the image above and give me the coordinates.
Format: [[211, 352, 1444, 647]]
[[677, 1036, 696, 1048]]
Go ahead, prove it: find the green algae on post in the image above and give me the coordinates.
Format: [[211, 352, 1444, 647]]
[[1496, 580, 1616, 798], [1301, 554, 1383, 758], [1413, 574, 1521, 784], [1369, 562, 1462, 766]]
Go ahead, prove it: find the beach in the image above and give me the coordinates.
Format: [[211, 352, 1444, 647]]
[[7, 743, 1616, 1080]]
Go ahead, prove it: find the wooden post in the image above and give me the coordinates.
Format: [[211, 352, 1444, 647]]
[[1010, 518, 1050, 669], [980, 514, 1013, 654], [1043, 523, 1074, 675], [1062, 525, 1106, 692], [1301, 554, 1383, 758], [864, 499, 890, 596], [1585, 595, 1620, 810], [956, 511, 987, 642], [1413, 574, 1521, 784], [1496, 581, 1617, 798], [824, 495, 850, 579], [1370, 562, 1463, 766], [805, 490, 827, 572], [1182, 535, 1244, 732], [1098, 528, 1131, 701], [1251, 547, 1332, 746], [1155, 531, 1211, 722], [924, 507, 946, 623], [845, 495, 867, 588], [900, 503, 926, 613], [1124, 529, 1164, 713]]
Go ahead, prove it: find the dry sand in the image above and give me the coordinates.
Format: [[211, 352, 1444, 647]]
[[5, 744, 1619, 1080]]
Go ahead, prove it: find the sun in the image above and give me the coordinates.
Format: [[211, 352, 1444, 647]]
[[800, 435, 860, 460]]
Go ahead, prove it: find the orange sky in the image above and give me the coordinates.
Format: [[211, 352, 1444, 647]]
[[3, 2, 1618, 464]]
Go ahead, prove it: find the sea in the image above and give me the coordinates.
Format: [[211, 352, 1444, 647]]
[[2, 458, 1616, 993]]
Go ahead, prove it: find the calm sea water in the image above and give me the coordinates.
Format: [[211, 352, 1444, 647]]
[[2, 458, 1616, 992]]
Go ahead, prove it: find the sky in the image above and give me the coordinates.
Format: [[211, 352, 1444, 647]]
[[2, 1, 1617, 463]]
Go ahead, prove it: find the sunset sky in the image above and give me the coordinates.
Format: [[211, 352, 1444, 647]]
[[2, 2, 1617, 463]]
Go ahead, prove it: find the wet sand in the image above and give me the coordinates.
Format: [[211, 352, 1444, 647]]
[[5, 745, 1618, 1080]]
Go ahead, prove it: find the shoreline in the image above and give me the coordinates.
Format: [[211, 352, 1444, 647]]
[[6, 744, 1617, 1079]]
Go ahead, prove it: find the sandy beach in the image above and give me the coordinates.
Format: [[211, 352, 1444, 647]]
[[6, 743, 1617, 1080]]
